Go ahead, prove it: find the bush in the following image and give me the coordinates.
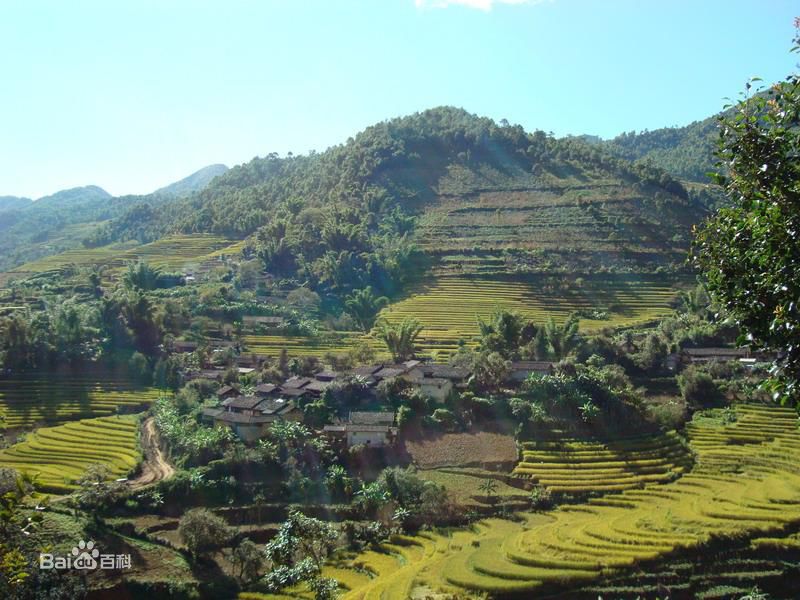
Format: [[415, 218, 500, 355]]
[[678, 365, 725, 408], [178, 508, 234, 558]]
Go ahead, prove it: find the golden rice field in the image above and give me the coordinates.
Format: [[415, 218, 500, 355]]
[[0, 375, 160, 430], [0, 415, 140, 493], [248, 403, 800, 599], [9, 234, 236, 275], [242, 332, 374, 358], [513, 431, 692, 495], [378, 274, 683, 359]]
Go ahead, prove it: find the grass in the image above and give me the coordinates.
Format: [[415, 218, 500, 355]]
[[418, 468, 529, 509], [0, 415, 140, 493], [0, 373, 160, 430]]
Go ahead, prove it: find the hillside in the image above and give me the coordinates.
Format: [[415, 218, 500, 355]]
[[88, 107, 707, 277], [0, 195, 32, 211], [603, 113, 719, 183], [152, 163, 229, 197]]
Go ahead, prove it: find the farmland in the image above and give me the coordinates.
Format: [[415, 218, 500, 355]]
[[513, 431, 692, 495], [8, 234, 237, 277], [0, 373, 160, 431], [253, 403, 800, 599], [0, 415, 140, 493], [377, 274, 684, 358]]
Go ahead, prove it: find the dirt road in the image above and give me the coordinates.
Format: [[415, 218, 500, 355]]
[[129, 417, 175, 490]]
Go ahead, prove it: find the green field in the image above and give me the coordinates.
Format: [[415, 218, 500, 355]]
[[378, 274, 683, 359], [8, 234, 237, 276], [0, 374, 160, 430], [257, 403, 800, 599], [513, 431, 692, 495], [0, 415, 140, 493]]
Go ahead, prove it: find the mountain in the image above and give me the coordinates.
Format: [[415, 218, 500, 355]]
[[152, 163, 229, 198], [87, 107, 706, 275], [33, 185, 111, 209], [603, 114, 719, 184], [0, 196, 32, 212]]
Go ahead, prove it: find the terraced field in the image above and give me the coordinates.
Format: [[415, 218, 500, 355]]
[[378, 274, 683, 359], [242, 332, 379, 358], [255, 403, 800, 599], [0, 375, 160, 430], [513, 431, 692, 495], [0, 415, 140, 493], [8, 234, 236, 276]]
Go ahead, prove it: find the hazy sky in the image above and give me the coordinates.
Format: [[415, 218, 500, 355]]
[[1, 0, 797, 199]]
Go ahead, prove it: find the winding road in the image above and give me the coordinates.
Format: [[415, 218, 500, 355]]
[[129, 417, 175, 490]]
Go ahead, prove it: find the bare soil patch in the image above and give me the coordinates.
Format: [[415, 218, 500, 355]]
[[404, 430, 518, 469]]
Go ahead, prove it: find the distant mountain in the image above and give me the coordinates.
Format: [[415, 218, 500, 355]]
[[0, 196, 32, 212], [153, 164, 229, 198], [33, 185, 111, 209]]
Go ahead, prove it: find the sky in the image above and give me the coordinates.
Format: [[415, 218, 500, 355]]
[[0, 0, 797, 199]]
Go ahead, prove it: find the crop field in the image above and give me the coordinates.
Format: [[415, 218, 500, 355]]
[[8, 234, 235, 276], [378, 274, 683, 359], [0, 374, 160, 430], [258, 403, 800, 599], [512, 431, 692, 495], [0, 415, 140, 493], [242, 332, 379, 358]]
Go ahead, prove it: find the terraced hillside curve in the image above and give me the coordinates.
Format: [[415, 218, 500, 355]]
[[0, 415, 140, 493]]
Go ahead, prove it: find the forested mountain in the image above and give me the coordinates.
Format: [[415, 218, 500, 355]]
[[86, 107, 706, 279], [152, 163, 229, 197], [603, 111, 720, 183]]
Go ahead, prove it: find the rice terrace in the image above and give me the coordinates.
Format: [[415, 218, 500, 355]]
[[0, 4, 799, 600]]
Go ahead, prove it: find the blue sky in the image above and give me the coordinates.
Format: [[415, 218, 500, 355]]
[[0, 0, 797, 199]]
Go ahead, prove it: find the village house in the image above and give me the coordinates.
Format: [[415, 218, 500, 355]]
[[202, 395, 303, 442], [403, 363, 472, 401], [681, 347, 751, 364], [508, 361, 554, 383], [323, 411, 398, 449], [242, 315, 285, 328], [216, 384, 240, 400]]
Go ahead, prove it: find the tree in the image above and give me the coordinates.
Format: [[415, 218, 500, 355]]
[[229, 538, 263, 585], [178, 508, 234, 559], [544, 314, 582, 360], [263, 510, 338, 599], [478, 478, 499, 506], [694, 27, 800, 404], [122, 260, 161, 291], [471, 351, 511, 392], [344, 287, 389, 332], [373, 318, 423, 362]]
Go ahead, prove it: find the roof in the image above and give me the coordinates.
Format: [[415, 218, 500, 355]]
[[243, 315, 285, 324], [212, 411, 278, 425], [258, 398, 296, 415], [225, 395, 264, 410], [255, 383, 278, 395], [510, 361, 554, 371], [315, 370, 337, 381], [412, 376, 451, 387], [216, 385, 239, 397], [200, 370, 224, 380], [238, 367, 256, 374], [349, 411, 395, 425], [282, 376, 312, 389], [305, 380, 331, 393], [173, 340, 199, 351], [323, 425, 347, 433], [351, 365, 383, 377], [683, 347, 750, 357], [417, 365, 471, 380], [201, 408, 224, 419], [278, 387, 310, 398], [374, 367, 406, 379]]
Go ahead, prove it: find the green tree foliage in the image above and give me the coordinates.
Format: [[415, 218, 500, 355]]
[[374, 318, 423, 362], [178, 507, 234, 559], [694, 30, 800, 404], [121, 260, 161, 291], [544, 314, 583, 360], [344, 286, 389, 332], [263, 510, 338, 599]]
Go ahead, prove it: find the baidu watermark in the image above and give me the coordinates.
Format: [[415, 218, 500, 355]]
[[39, 540, 132, 571]]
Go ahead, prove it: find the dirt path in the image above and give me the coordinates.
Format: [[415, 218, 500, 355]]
[[129, 417, 175, 490]]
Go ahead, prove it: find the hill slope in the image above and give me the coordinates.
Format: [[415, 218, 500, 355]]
[[152, 163, 229, 197], [89, 107, 706, 276]]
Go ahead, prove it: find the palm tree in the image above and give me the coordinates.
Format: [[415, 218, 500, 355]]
[[545, 314, 581, 360], [478, 478, 499, 506], [373, 318, 423, 362], [345, 287, 389, 332]]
